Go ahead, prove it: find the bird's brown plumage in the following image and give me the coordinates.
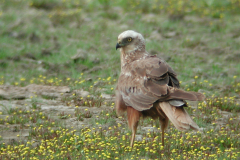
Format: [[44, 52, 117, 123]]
[[115, 30, 205, 147]]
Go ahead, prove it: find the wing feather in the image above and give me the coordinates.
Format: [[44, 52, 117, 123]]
[[117, 56, 205, 111], [144, 79, 168, 96]]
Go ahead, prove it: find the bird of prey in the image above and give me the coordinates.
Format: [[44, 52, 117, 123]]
[[115, 30, 205, 147]]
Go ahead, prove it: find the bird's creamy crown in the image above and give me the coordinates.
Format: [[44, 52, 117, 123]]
[[117, 30, 147, 68], [118, 30, 145, 44]]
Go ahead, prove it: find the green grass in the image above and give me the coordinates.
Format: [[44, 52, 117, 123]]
[[0, 0, 240, 159]]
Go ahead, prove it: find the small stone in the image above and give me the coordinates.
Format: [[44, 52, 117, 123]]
[[142, 127, 155, 132], [29, 32, 40, 43], [71, 49, 88, 63], [41, 49, 52, 56], [135, 135, 143, 142], [164, 32, 177, 38], [101, 93, 112, 100], [92, 58, 100, 64], [149, 30, 163, 41], [74, 90, 90, 98]]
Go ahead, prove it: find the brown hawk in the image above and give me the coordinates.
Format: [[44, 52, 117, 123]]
[[115, 30, 205, 147]]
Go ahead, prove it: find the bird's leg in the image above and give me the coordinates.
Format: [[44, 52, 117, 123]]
[[130, 121, 138, 147], [161, 123, 165, 146], [159, 117, 169, 146], [156, 105, 169, 147], [127, 106, 141, 147]]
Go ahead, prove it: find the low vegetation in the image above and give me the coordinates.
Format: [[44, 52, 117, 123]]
[[0, 0, 240, 159]]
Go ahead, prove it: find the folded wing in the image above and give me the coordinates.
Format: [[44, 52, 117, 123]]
[[116, 56, 205, 112]]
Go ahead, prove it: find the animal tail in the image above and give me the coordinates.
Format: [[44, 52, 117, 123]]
[[169, 88, 205, 101], [158, 102, 199, 131]]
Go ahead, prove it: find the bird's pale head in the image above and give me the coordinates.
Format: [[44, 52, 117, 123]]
[[116, 30, 145, 53]]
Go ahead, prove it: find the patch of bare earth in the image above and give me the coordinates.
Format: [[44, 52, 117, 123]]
[[0, 84, 116, 145]]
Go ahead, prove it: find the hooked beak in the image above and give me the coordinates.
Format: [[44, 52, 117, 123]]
[[116, 43, 122, 50]]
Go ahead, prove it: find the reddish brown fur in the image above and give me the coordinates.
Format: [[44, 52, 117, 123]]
[[142, 103, 165, 119], [127, 106, 141, 129], [127, 104, 169, 146], [142, 103, 169, 130], [115, 91, 127, 116], [127, 103, 169, 129], [115, 30, 204, 147], [155, 105, 169, 131]]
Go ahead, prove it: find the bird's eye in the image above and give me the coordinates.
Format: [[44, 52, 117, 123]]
[[127, 38, 132, 42]]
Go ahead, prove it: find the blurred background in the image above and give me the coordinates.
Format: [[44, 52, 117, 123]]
[[0, 0, 240, 95], [1, 1, 240, 159]]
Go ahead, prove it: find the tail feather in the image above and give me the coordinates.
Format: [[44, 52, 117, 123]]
[[169, 88, 205, 101], [159, 102, 199, 131]]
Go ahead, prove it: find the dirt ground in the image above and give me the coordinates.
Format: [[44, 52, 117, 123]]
[[0, 84, 117, 144]]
